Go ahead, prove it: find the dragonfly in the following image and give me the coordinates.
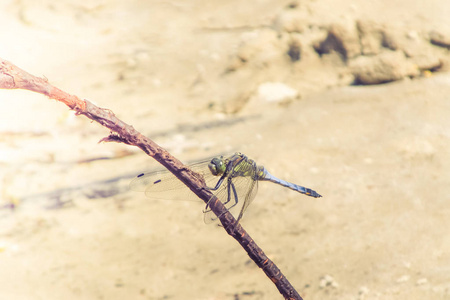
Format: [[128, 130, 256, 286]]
[[130, 152, 322, 224]]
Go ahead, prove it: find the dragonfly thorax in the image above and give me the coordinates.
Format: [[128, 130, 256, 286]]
[[208, 157, 226, 176]]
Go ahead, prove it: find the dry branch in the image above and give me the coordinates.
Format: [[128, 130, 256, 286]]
[[0, 58, 304, 300]]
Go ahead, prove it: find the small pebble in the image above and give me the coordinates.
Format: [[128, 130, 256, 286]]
[[358, 286, 370, 300], [319, 274, 339, 289], [256, 82, 298, 103], [416, 278, 428, 286], [396, 275, 410, 283]]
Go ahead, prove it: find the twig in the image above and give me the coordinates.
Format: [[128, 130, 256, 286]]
[[0, 58, 304, 300]]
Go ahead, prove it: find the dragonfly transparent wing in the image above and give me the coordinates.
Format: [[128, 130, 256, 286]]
[[235, 176, 258, 223], [203, 172, 259, 224], [129, 160, 220, 201]]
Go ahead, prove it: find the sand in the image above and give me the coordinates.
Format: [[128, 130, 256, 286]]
[[1, 1, 450, 299]]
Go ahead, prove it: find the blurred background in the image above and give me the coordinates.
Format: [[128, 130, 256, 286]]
[[1, 1, 450, 299]]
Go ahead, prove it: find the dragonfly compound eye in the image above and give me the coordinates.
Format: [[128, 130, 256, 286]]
[[208, 158, 225, 176]]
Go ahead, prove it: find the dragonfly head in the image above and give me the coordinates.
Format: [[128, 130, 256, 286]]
[[208, 157, 226, 176]]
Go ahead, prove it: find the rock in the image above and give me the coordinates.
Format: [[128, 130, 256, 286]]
[[358, 286, 370, 300], [381, 29, 401, 50], [416, 278, 428, 286], [273, 10, 307, 33], [396, 275, 410, 283], [357, 20, 384, 55], [255, 82, 299, 103], [377, 29, 444, 72], [287, 37, 302, 62], [410, 51, 443, 71], [319, 274, 339, 289], [225, 30, 283, 72], [285, 1, 299, 9], [314, 23, 361, 61], [381, 28, 421, 53], [429, 30, 450, 48], [403, 42, 443, 71], [220, 82, 298, 114], [350, 50, 419, 84]]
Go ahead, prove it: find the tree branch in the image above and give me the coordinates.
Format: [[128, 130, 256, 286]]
[[0, 58, 304, 300]]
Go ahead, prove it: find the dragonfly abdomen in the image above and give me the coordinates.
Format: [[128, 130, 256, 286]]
[[260, 168, 322, 198]]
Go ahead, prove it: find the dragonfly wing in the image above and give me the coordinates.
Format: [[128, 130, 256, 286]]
[[236, 176, 258, 223], [230, 158, 260, 223], [203, 174, 258, 224], [203, 179, 230, 224], [129, 161, 213, 201], [129, 169, 176, 192]]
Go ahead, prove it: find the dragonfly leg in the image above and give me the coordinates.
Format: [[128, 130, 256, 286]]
[[214, 180, 239, 219], [204, 173, 228, 213], [225, 181, 239, 210], [206, 173, 227, 191], [221, 178, 233, 205]]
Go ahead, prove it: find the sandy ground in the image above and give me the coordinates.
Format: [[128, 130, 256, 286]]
[[1, 1, 450, 299]]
